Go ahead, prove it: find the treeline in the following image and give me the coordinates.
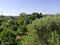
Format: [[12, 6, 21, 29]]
[[0, 12, 60, 45], [0, 12, 43, 45]]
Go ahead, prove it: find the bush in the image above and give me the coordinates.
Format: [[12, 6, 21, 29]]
[[27, 16, 60, 45]]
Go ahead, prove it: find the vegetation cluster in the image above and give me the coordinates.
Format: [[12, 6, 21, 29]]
[[0, 12, 60, 45]]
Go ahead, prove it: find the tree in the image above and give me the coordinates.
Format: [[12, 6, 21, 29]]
[[20, 12, 26, 16], [32, 12, 42, 20], [27, 16, 60, 45]]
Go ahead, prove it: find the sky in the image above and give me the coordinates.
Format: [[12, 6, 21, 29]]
[[0, 0, 60, 16]]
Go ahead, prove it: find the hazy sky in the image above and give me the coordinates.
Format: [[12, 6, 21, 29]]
[[0, 0, 60, 16]]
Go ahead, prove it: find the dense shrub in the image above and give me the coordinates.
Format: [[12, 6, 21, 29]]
[[27, 16, 60, 45]]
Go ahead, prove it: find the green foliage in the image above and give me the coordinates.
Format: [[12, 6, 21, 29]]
[[0, 30, 17, 45], [28, 16, 60, 45], [32, 12, 42, 20], [1, 12, 60, 45], [0, 12, 43, 45]]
